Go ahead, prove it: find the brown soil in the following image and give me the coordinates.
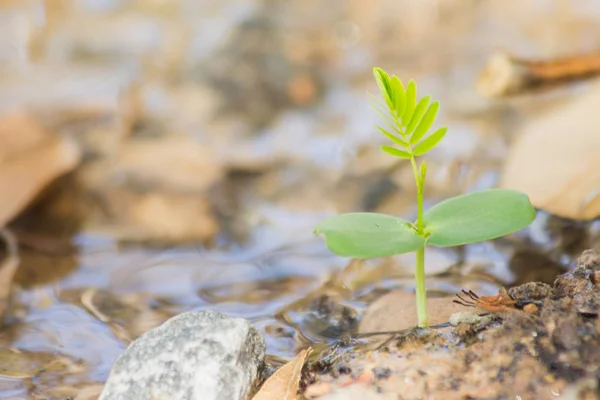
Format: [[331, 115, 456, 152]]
[[302, 249, 600, 400]]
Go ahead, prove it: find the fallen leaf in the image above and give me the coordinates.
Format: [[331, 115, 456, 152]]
[[0, 111, 81, 228], [252, 348, 312, 400], [500, 83, 600, 220], [0, 112, 80, 321], [358, 291, 465, 333]]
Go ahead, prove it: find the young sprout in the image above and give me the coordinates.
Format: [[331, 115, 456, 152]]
[[314, 67, 536, 328]]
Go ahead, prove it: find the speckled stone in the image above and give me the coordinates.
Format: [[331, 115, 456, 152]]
[[99, 310, 265, 400]]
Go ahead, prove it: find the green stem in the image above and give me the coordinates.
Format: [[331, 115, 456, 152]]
[[410, 155, 427, 328], [415, 246, 427, 327], [394, 113, 428, 328]]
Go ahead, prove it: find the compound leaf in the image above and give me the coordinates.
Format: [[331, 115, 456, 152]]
[[380, 145, 411, 159], [423, 189, 536, 247], [413, 127, 447, 156], [315, 213, 425, 258], [410, 101, 440, 145]]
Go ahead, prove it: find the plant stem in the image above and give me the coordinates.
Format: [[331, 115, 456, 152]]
[[395, 112, 428, 328], [410, 156, 428, 327], [415, 246, 427, 327]]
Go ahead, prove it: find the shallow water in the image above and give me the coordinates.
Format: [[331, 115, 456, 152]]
[[1, 0, 600, 397]]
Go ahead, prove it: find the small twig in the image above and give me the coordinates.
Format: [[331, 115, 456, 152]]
[[477, 51, 600, 97]]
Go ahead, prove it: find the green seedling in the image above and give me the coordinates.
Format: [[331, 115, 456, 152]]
[[314, 67, 536, 328]]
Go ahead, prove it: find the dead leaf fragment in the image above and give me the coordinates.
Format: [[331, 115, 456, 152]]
[[0, 112, 81, 228], [500, 83, 600, 220], [252, 348, 312, 400]]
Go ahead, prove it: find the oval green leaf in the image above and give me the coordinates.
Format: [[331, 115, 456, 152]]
[[315, 213, 426, 258], [380, 145, 411, 159], [406, 96, 431, 135], [412, 126, 447, 156], [410, 101, 439, 145], [423, 189, 536, 247], [402, 80, 417, 126]]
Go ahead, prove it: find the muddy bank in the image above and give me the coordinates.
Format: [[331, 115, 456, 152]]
[[302, 249, 600, 399]]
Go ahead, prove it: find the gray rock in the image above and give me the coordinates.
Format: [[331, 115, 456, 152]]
[[100, 310, 265, 400]]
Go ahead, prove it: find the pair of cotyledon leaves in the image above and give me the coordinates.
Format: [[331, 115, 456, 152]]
[[314, 68, 536, 259], [315, 189, 536, 259]]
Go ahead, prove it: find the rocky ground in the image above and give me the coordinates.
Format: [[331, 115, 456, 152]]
[[299, 250, 600, 399]]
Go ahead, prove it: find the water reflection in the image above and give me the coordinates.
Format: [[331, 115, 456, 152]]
[[1, 0, 600, 397]]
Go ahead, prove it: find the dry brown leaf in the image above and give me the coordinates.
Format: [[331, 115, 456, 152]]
[[252, 348, 312, 400], [0, 112, 81, 228], [358, 291, 464, 333], [500, 83, 600, 220]]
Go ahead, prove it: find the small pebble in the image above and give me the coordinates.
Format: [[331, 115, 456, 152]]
[[372, 367, 392, 380], [449, 311, 483, 326], [523, 303, 538, 314]]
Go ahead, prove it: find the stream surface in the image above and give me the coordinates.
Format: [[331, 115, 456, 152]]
[[1, 1, 600, 398]]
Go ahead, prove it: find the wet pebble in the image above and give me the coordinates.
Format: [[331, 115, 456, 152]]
[[99, 310, 265, 400], [555, 249, 600, 302], [508, 281, 554, 303]]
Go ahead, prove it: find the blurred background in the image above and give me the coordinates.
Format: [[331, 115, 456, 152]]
[[0, 0, 600, 398]]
